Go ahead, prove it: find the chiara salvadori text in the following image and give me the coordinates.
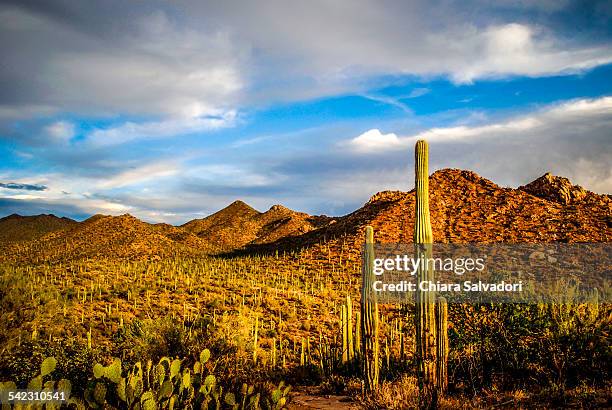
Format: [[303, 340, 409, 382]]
[[372, 280, 523, 293]]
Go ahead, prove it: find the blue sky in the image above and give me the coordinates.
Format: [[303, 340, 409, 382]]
[[0, 0, 611, 223]]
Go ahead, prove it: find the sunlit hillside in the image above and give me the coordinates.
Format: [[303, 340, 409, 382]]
[[0, 170, 610, 409]]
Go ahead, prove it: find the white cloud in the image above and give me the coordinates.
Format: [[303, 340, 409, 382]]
[[95, 201, 131, 212], [450, 24, 612, 83], [186, 164, 285, 188], [348, 97, 612, 151], [96, 162, 181, 189], [344, 96, 612, 194], [410, 117, 543, 143], [0, 194, 45, 200], [360, 94, 412, 113], [349, 129, 403, 152], [0, 5, 244, 120], [548, 96, 612, 115], [87, 110, 237, 146], [1, 2, 611, 123], [192, 2, 612, 95], [406, 88, 430, 98], [45, 121, 75, 142]]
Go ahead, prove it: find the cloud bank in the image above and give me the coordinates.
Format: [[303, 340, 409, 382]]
[[0, 0, 610, 222], [0, 182, 48, 191], [345, 96, 612, 194], [1, 0, 611, 123], [4, 95, 609, 223]]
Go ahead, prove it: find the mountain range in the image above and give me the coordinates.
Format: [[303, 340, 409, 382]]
[[1, 169, 610, 263]]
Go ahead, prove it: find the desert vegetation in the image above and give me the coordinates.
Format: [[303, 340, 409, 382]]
[[0, 142, 610, 408], [0, 250, 609, 408]]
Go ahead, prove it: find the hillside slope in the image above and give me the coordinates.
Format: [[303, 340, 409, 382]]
[[243, 169, 611, 258], [0, 214, 77, 245], [1, 169, 609, 262], [182, 200, 333, 251], [1, 214, 214, 262]]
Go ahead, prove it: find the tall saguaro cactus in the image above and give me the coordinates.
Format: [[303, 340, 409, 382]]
[[341, 295, 355, 363], [436, 297, 449, 394], [342, 304, 348, 363], [414, 140, 433, 245], [414, 140, 438, 408], [347, 295, 354, 361], [361, 226, 379, 392]]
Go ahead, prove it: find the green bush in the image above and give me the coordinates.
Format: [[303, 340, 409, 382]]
[[449, 302, 611, 393], [0, 339, 96, 394]]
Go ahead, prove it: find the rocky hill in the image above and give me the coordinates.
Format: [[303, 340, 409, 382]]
[[519, 173, 588, 204], [242, 169, 611, 258], [1, 169, 610, 262], [518, 172, 612, 215], [0, 214, 77, 245], [1, 214, 214, 262], [182, 200, 333, 251]]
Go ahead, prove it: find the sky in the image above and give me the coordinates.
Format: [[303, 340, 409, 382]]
[[0, 0, 611, 224]]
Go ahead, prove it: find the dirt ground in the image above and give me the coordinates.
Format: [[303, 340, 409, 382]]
[[289, 389, 359, 409]]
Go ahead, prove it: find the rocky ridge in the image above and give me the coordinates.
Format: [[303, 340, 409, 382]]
[[242, 169, 611, 259], [1, 169, 610, 262], [182, 201, 333, 251], [0, 214, 77, 245]]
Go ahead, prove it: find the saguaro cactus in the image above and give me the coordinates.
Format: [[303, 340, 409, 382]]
[[347, 296, 354, 361], [253, 315, 259, 364], [354, 310, 361, 358], [361, 226, 379, 392], [342, 295, 355, 363], [436, 297, 449, 394], [414, 140, 438, 408], [341, 304, 348, 363]]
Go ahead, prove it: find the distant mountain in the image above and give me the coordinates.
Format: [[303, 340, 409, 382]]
[[181, 200, 333, 251], [0, 213, 76, 245], [1, 169, 610, 262], [1, 214, 214, 263]]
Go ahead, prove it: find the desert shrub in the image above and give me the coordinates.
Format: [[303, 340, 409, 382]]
[[112, 315, 233, 366], [449, 302, 611, 393], [0, 339, 97, 395], [360, 374, 420, 410]]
